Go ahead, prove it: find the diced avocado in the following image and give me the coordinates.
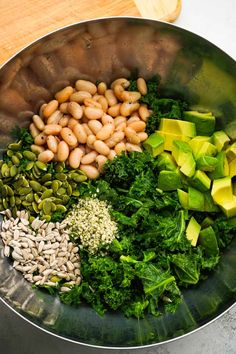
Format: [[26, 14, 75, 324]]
[[157, 131, 190, 151], [220, 196, 236, 217], [226, 142, 236, 161], [157, 170, 182, 191], [201, 217, 214, 229], [159, 118, 196, 137], [194, 142, 218, 159], [143, 132, 164, 157], [172, 140, 192, 166], [196, 155, 218, 172], [211, 176, 233, 205], [188, 136, 212, 155], [177, 189, 188, 209], [204, 192, 220, 212], [199, 226, 219, 257], [188, 187, 205, 211], [180, 153, 196, 178], [233, 181, 236, 195], [186, 216, 201, 246], [212, 130, 230, 152], [183, 111, 215, 136], [208, 151, 229, 179], [157, 152, 177, 171], [229, 158, 236, 177], [190, 170, 211, 192]]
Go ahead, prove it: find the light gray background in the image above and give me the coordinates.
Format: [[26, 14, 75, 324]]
[[0, 0, 235, 353]]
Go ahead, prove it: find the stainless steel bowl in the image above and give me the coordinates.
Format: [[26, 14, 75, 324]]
[[0, 17, 236, 349]]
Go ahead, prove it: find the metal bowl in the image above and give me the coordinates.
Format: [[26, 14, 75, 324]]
[[0, 17, 236, 349]]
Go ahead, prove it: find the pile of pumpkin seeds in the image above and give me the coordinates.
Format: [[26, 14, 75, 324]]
[[0, 140, 87, 221]]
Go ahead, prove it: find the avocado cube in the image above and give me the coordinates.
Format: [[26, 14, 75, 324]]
[[211, 176, 233, 205], [212, 130, 230, 152], [188, 187, 205, 211], [201, 217, 214, 229], [186, 216, 201, 246], [194, 142, 218, 159], [180, 153, 196, 177], [157, 152, 177, 171], [177, 189, 188, 209], [172, 140, 192, 166], [220, 196, 236, 217], [226, 142, 236, 161], [204, 192, 220, 212], [157, 170, 182, 191], [159, 118, 196, 137], [189, 136, 212, 156], [157, 131, 190, 151], [229, 158, 236, 177], [196, 156, 218, 172], [183, 111, 215, 136], [143, 132, 164, 157], [208, 151, 229, 179], [190, 170, 211, 192], [199, 226, 219, 257]]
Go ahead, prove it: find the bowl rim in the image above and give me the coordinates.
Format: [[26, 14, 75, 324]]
[[0, 15, 235, 350]]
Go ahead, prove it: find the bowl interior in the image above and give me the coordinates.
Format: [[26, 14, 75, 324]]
[[0, 17, 236, 348]]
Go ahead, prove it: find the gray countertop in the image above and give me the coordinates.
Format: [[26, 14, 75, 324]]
[[1, 0, 236, 353]]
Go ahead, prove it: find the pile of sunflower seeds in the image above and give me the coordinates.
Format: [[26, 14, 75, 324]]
[[0, 210, 81, 292]]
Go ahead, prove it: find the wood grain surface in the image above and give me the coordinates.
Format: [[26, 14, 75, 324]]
[[0, 0, 180, 65]]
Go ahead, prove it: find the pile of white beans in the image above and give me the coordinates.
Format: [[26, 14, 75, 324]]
[[30, 77, 150, 179]]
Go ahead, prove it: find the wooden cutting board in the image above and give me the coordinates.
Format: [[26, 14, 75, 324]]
[[0, 0, 181, 65]]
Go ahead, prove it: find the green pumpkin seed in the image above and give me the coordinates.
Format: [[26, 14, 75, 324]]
[[56, 187, 66, 196], [41, 214, 51, 222], [55, 173, 67, 181], [34, 194, 40, 203], [55, 162, 65, 172], [6, 185, 14, 196], [52, 180, 60, 193], [56, 205, 67, 213], [42, 200, 52, 215], [67, 184, 72, 196], [61, 195, 70, 204], [38, 200, 44, 210], [70, 172, 87, 182], [41, 173, 52, 182], [51, 202, 57, 212], [12, 206, 17, 218], [50, 276, 61, 283], [22, 200, 31, 207], [29, 215, 35, 223], [10, 165, 18, 177], [35, 161, 47, 171], [32, 169, 41, 179], [25, 193, 34, 202], [8, 142, 22, 151], [44, 181, 52, 187], [51, 197, 63, 205], [1, 185, 8, 197], [41, 186, 47, 193], [9, 196, 16, 207], [18, 187, 31, 195], [11, 156, 20, 165], [26, 161, 34, 171], [32, 202, 39, 213], [23, 151, 36, 161], [41, 189, 53, 199], [29, 181, 42, 192], [72, 190, 80, 197], [33, 164, 40, 174], [15, 152, 23, 159], [2, 198, 8, 209], [1, 163, 9, 176], [7, 150, 14, 157]]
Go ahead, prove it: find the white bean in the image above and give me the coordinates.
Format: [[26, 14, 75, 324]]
[[97, 82, 107, 95], [114, 116, 126, 127], [34, 132, 47, 145], [60, 127, 77, 146], [107, 103, 121, 117], [57, 141, 70, 162], [114, 142, 126, 155], [120, 102, 140, 117], [137, 78, 147, 95], [105, 89, 118, 106], [84, 107, 103, 120], [68, 118, 78, 130], [138, 132, 148, 142], [121, 91, 141, 103], [125, 127, 141, 144], [55, 86, 74, 103], [73, 124, 87, 144], [128, 121, 146, 132], [88, 120, 103, 135], [75, 80, 97, 95], [94, 140, 110, 156], [59, 115, 70, 127], [107, 150, 116, 160], [81, 151, 98, 164], [47, 110, 63, 125], [101, 114, 115, 126], [127, 116, 140, 126], [98, 96, 108, 112], [126, 143, 142, 152], [43, 100, 59, 118], [47, 135, 58, 153], [38, 150, 54, 162], [96, 155, 108, 171], [84, 98, 102, 109], [59, 102, 68, 114], [31, 144, 45, 154], [82, 123, 93, 136], [68, 148, 83, 169], [32, 115, 45, 131], [86, 134, 96, 149], [111, 78, 130, 89], [44, 124, 62, 135], [139, 105, 150, 122], [70, 91, 92, 104], [105, 131, 124, 148], [80, 165, 99, 179], [67, 102, 83, 119], [96, 124, 114, 141], [29, 123, 40, 138]]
